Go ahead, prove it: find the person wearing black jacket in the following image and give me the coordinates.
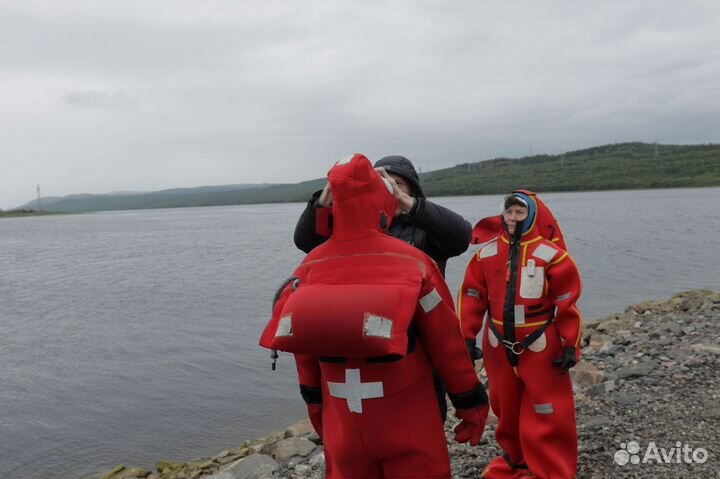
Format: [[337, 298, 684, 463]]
[[293, 155, 473, 420]]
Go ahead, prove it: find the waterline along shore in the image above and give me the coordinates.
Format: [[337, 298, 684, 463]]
[[95, 289, 719, 479]]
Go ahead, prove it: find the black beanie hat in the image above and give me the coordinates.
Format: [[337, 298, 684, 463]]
[[373, 155, 425, 198]]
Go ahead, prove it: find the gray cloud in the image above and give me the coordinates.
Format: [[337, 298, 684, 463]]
[[1, 0, 719, 208], [62, 89, 131, 110]]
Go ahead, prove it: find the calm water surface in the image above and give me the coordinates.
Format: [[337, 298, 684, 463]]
[[0, 188, 718, 478]]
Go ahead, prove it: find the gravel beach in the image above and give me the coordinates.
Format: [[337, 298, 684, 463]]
[[98, 290, 719, 479]]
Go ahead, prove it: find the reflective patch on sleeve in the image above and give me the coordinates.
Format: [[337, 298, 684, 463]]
[[475, 238, 496, 250], [419, 288, 443, 313], [534, 403, 554, 415], [363, 314, 393, 339], [514, 305, 526, 325], [556, 292, 572, 302], [533, 244, 558, 263], [466, 288, 481, 299], [479, 241, 498, 259], [275, 315, 293, 337]]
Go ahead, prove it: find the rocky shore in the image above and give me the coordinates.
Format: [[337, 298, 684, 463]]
[[98, 290, 719, 479]]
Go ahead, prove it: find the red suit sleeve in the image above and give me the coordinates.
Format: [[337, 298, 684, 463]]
[[415, 267, 483, 402], [294, 350, 323, 437], [294, 353, 322, 403], [458, 254, 489, 341], [546, 252, 583, 359]]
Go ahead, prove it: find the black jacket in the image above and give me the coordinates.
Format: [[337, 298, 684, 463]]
[[293, 190, 472, 276]]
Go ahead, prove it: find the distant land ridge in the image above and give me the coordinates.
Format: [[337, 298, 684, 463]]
[[16, 142, 720, 212]]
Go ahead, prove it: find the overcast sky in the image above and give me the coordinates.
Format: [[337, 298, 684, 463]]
[[1, 0, 719, 208]]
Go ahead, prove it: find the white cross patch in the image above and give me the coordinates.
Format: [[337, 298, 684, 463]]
[[327, 368, 384, 413]]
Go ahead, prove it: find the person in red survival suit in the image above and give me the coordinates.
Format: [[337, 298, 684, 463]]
[[260, 154, 489, 479], [294, 155, 474, 423], [459, 191, 582, 479]]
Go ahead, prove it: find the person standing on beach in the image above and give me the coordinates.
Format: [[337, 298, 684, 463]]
[[261, 154, 488, 479], [293, 155, 473, 421], [459, 190, 582, 479]]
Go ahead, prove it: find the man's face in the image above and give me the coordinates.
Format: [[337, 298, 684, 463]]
[[503, 205, 529, 235], [388, 173, 412, 196]]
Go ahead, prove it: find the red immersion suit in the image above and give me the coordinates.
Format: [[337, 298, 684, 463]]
[[459, 191, 582, 479], [260, 154, 488, 479]]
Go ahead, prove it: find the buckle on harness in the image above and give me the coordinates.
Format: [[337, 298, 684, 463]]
[[502, 340, 525, 355]]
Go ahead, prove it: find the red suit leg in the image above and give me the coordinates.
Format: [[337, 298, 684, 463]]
[[373, 376, 451, 478], [482, 328, 526, 479], [320, 352, 452, 479], [516, 324, 577, 479]]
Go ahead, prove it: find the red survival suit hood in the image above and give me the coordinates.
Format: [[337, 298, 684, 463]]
[[471, 189, 567, 250], [327, 154, 398, 240], [259, 153, 417, 358]]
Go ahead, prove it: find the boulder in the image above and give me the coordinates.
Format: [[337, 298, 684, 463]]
[[594, 318, 625, 333], [614, 360, 658, 380], [627, 300, 659, 315], [674, 291, 708, 312], [571, 361, 606, 390], [219, 454, 279, 479], [273, 437, 317, 462], [155, 460, 182, 475], [203, 473, 235, 479], [308, 451, 326, 469], [100, 465, 152, 479], [285, 418, 315, 438], [294, 464, 311, 475], [691, 343, 720, 356], [583, 334, 610, 354]]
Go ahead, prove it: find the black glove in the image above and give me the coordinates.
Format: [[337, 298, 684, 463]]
[[552, 346, 577, 374], [465, 339, 483, 362]]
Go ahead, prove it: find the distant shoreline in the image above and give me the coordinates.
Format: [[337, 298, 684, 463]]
[[0, 210, 72, 218], [14, 142, 720, 213], [7, 184, 719, 216]]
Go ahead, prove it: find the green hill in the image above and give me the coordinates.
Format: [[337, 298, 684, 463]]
[[17, 142, 720, 212], [421, 142, 720, 196], [18, 181, 324, 212]]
